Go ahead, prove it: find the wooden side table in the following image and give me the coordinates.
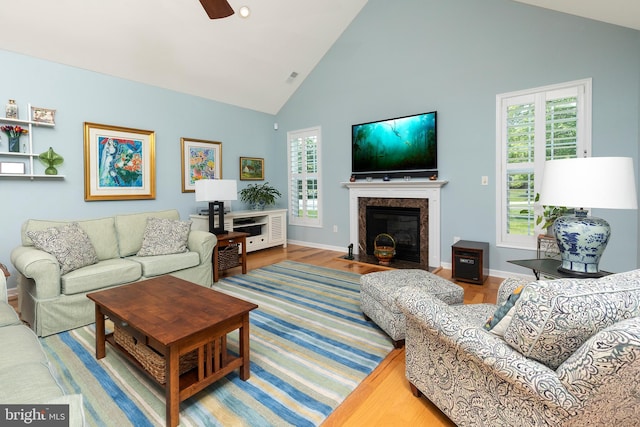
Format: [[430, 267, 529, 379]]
[[213, 231, 249, 283]]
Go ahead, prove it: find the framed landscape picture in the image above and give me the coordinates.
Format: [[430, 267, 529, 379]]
[[83, 122, 156, 201], [239, 157, 264, 180], [181, 138, 222, 192]]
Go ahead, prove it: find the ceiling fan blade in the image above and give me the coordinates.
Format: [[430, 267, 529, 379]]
[[199, 0, 234, 19]]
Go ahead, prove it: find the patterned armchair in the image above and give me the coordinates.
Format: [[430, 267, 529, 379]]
[[399, 271, 640, 427]]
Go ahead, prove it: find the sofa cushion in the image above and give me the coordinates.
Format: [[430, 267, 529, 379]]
[[504, 270, 640, 369], [484, 285, 524, 336], [22, 217, 119, 260], [27, 222, 99, 275], [129, 251, 200, 277], [0, 303, 22, 327], [0, 325, 51, 367], [115, 210, 180, 257], [136, 217, 192, 256], [0, 362, 64, 404], [61, 259, 142, 295]]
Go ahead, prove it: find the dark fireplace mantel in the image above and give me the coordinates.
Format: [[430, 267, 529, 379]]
[[344, 180, 448, 269]]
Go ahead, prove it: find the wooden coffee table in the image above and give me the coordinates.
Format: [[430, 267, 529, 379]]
[[87, 275, 258, 427]]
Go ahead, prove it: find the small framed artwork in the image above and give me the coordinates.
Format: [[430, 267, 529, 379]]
[[181, 138, 222, 192], [31, 106, 56, 125], [83, 122, 156, 201], [0, 162, 25, 174], [239, 157, 264, 180]]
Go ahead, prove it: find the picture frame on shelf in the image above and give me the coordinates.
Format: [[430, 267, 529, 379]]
[[83, 122, 155, 201], [239, 157, 264, 180], [0, 162, 25, 174], [180, 137, 222, 193], [30, 106, 56, 125]]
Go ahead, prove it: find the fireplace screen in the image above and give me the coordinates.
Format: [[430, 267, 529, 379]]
[[365, 206, 420, 263]]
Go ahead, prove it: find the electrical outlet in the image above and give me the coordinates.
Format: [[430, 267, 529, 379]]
[[481, 176, 489, 185], [333, 225, 338, 233]]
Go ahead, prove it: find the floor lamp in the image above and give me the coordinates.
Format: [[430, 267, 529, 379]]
[[195, 179, 238, 235], [539, 157, 637, 277]]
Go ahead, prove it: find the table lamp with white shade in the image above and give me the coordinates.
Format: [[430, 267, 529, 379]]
[[539, 157, 637, 277], [195, 179, 238, 235]]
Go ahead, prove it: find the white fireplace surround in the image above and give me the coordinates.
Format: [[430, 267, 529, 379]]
[[344, 180, 448, 268]]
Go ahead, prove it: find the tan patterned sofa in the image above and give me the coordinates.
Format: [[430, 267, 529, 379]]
[[10, 209, 216, 337], [399, 271, 640, 426]]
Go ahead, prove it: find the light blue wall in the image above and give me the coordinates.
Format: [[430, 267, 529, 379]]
[[2, 0, 639, 288], [275, 0, 640, 274], [0, 50, 278, 289]]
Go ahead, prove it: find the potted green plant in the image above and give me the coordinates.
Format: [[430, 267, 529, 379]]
[[239, 182, 282, 210], [522, 193, 574, 235]]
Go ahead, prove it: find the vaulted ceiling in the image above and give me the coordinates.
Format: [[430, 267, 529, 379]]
[[1, 0, 638, 115]]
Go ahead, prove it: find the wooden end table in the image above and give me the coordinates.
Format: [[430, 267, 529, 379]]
[[87, 275, 258, 427], [213, 231, 249, 282], [0, 263, 9, 278]]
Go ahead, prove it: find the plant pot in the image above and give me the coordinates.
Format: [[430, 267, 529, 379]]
[[251, 201, 266, 210]]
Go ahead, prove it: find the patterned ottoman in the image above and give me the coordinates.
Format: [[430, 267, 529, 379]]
[[360, 269, 464, 347]]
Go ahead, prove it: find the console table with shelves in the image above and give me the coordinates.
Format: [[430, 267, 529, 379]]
[[190, 208, 287, 252], [0, 103, 63, 179]]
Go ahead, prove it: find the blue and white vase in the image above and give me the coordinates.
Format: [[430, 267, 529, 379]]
[[553, 213, 610, 276]]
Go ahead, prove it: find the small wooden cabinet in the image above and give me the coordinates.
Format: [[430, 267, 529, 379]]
[[190, 208, 287, 253], [452, 240, 489, 285]]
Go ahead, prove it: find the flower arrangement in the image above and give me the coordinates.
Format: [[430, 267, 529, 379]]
[[1, 125, 28, 138]]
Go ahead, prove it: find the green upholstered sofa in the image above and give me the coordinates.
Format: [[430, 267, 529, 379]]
[[0, 272, 85, 426], [10, 209, 216, 337]]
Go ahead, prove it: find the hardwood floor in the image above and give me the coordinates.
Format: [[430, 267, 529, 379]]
[[8, 244, 502, 426]]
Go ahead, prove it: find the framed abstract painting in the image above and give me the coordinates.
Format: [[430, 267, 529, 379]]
[[83, 122, 156, 201], [180, 137, 222, 192]]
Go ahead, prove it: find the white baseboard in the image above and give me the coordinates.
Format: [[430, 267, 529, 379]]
[[440, 262, 535, 281], [286, 239, 347, 253], [288, 240, 537, 281]]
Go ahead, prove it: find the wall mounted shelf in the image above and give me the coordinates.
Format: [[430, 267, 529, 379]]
[[0, 103, 64, 179]]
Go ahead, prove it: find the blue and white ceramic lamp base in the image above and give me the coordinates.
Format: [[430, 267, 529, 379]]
[[553, 213, 610, 277]]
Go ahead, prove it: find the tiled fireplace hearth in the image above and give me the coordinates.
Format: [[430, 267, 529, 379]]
[[344, 180, 448, 268]]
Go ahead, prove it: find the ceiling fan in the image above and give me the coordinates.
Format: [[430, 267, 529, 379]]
[[199, 0, 234, 19]]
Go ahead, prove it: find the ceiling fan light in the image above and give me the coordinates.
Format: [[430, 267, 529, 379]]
[[239, 6, 251, 18]]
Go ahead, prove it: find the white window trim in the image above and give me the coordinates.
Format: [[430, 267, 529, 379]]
[[287, 126, 322, 228], [495, 78, 592, 250]]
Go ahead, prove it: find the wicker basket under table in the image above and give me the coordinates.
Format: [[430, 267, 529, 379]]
[[218, 244, 240, 271], [114, 324, 198, 384]]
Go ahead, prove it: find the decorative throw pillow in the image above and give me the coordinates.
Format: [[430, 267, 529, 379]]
[[484, 285, 524, 336], [503, 272, 640, 369], [136, 217, 192, 257], [27, 222, 99, 275]]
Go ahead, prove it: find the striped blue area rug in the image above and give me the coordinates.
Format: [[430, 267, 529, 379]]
[[41, 261, 393, 426]]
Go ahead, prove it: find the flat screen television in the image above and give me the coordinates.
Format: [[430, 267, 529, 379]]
[[351, 111, 437, 179]]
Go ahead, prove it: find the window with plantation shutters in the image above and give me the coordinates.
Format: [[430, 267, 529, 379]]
[[496, 79, 592, 249], [287, 126, 322, 227]]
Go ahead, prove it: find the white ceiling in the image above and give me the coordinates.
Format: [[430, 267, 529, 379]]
[[513, 0, 640, 32], [1, 0, 638, 115]]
